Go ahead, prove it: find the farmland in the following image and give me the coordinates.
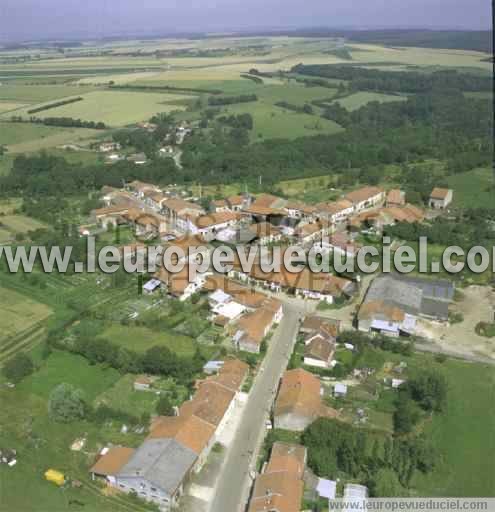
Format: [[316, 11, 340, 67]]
[[0, 286, 52, 345], [10, 90, 195, 127], [0, 35, 491, 157]]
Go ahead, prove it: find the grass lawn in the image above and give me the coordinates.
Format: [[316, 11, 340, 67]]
[[332, 91, 407, 111], [0, 286, 52, 344], [14, 90, 195, 127], [18, 351, 121, 401], [447, 167, 494, 209], [94, 374, 159, 417], [103, 324, 196, 356]]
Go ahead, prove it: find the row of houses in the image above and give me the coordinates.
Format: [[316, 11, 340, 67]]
[[90, 359, 248, 510]]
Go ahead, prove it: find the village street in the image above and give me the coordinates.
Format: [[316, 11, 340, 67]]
[[208, 299, 311, 512]]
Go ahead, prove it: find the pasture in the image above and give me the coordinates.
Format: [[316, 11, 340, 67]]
[[14, 90, 195, 126]]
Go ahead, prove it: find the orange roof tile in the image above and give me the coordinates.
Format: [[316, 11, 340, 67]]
[[90, 447, 135, 476]]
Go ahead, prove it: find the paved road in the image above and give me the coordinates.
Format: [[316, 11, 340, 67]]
[[208, 301, 306, 512]]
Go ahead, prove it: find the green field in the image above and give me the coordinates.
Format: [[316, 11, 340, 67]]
[[225, 100, 343, 140], [0, 122, 102, 153], [18, 351, 121, 400], [332, 91, 407, 111], [412, 358, 495, 496], [0, 84, 97, 104], [0, 286, 52, 343], [103, 324, 197, 356], [0, 121, 68, 145], [447, 167, 494, 209], [12, 90, 195, 127], [0, 214, 46, 234]]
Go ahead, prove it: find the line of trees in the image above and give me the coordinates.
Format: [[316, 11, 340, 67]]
[[27, 96, 83, 114], [10, 116, 106, 129], [291, 64, 492, 93], [208, 94, 258, 106]]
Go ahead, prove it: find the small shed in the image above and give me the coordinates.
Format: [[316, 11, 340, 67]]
[[316, 478, 337, 500], [333, 383, 348, 397], [143, 278, 161, 294]]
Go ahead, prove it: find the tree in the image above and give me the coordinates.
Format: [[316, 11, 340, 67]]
[[370, 468, 404, 497], [406, 370, 447, 412], [393, 397, 421, 434], [2, 353, 34, 383], [48, 383, 85, 423], [156, 395, 175, 416]]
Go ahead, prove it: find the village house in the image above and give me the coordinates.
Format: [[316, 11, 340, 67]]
[[127, 181, 162, 199], [386, 189, 406, 207], [274, 368, 338, 431], [248, 221, 283, 245], [154, 264, 209, 301], [303, 329, 336, 369], [187, 211, 240, 240], [317, 199, 354, 224], [233, 298, 283, 353], [212, 194, 250, 213], [323, 232, 363, 258], [295, 221, 331, 245], [248, 442, 307, 512], [93, 205, 130, 229], [429, 187, 453, 209], [300, 315, 341, 337], [161, 198, 205, 229], [99, 141, 121, 153], [344, 186, 386, 212], [284, 200, 317, 220]]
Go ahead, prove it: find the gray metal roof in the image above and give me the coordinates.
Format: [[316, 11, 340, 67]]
[[365, 275, 423, 315], [118, 438, 197, 495], [364, 274, 454, 321]]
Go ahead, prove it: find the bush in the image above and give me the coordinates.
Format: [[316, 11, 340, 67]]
[[48, 383, 86, 423], [2, 353, 34, 383]]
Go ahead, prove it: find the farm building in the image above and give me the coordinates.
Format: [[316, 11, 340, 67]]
[[429, 188, 453, 209], [358, 274, 455, 336]]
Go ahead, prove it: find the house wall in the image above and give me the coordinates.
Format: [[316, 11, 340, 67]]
[[114, 476, 176, 510], [303, 357, 328, 368], [274, 412, 313, 432]]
